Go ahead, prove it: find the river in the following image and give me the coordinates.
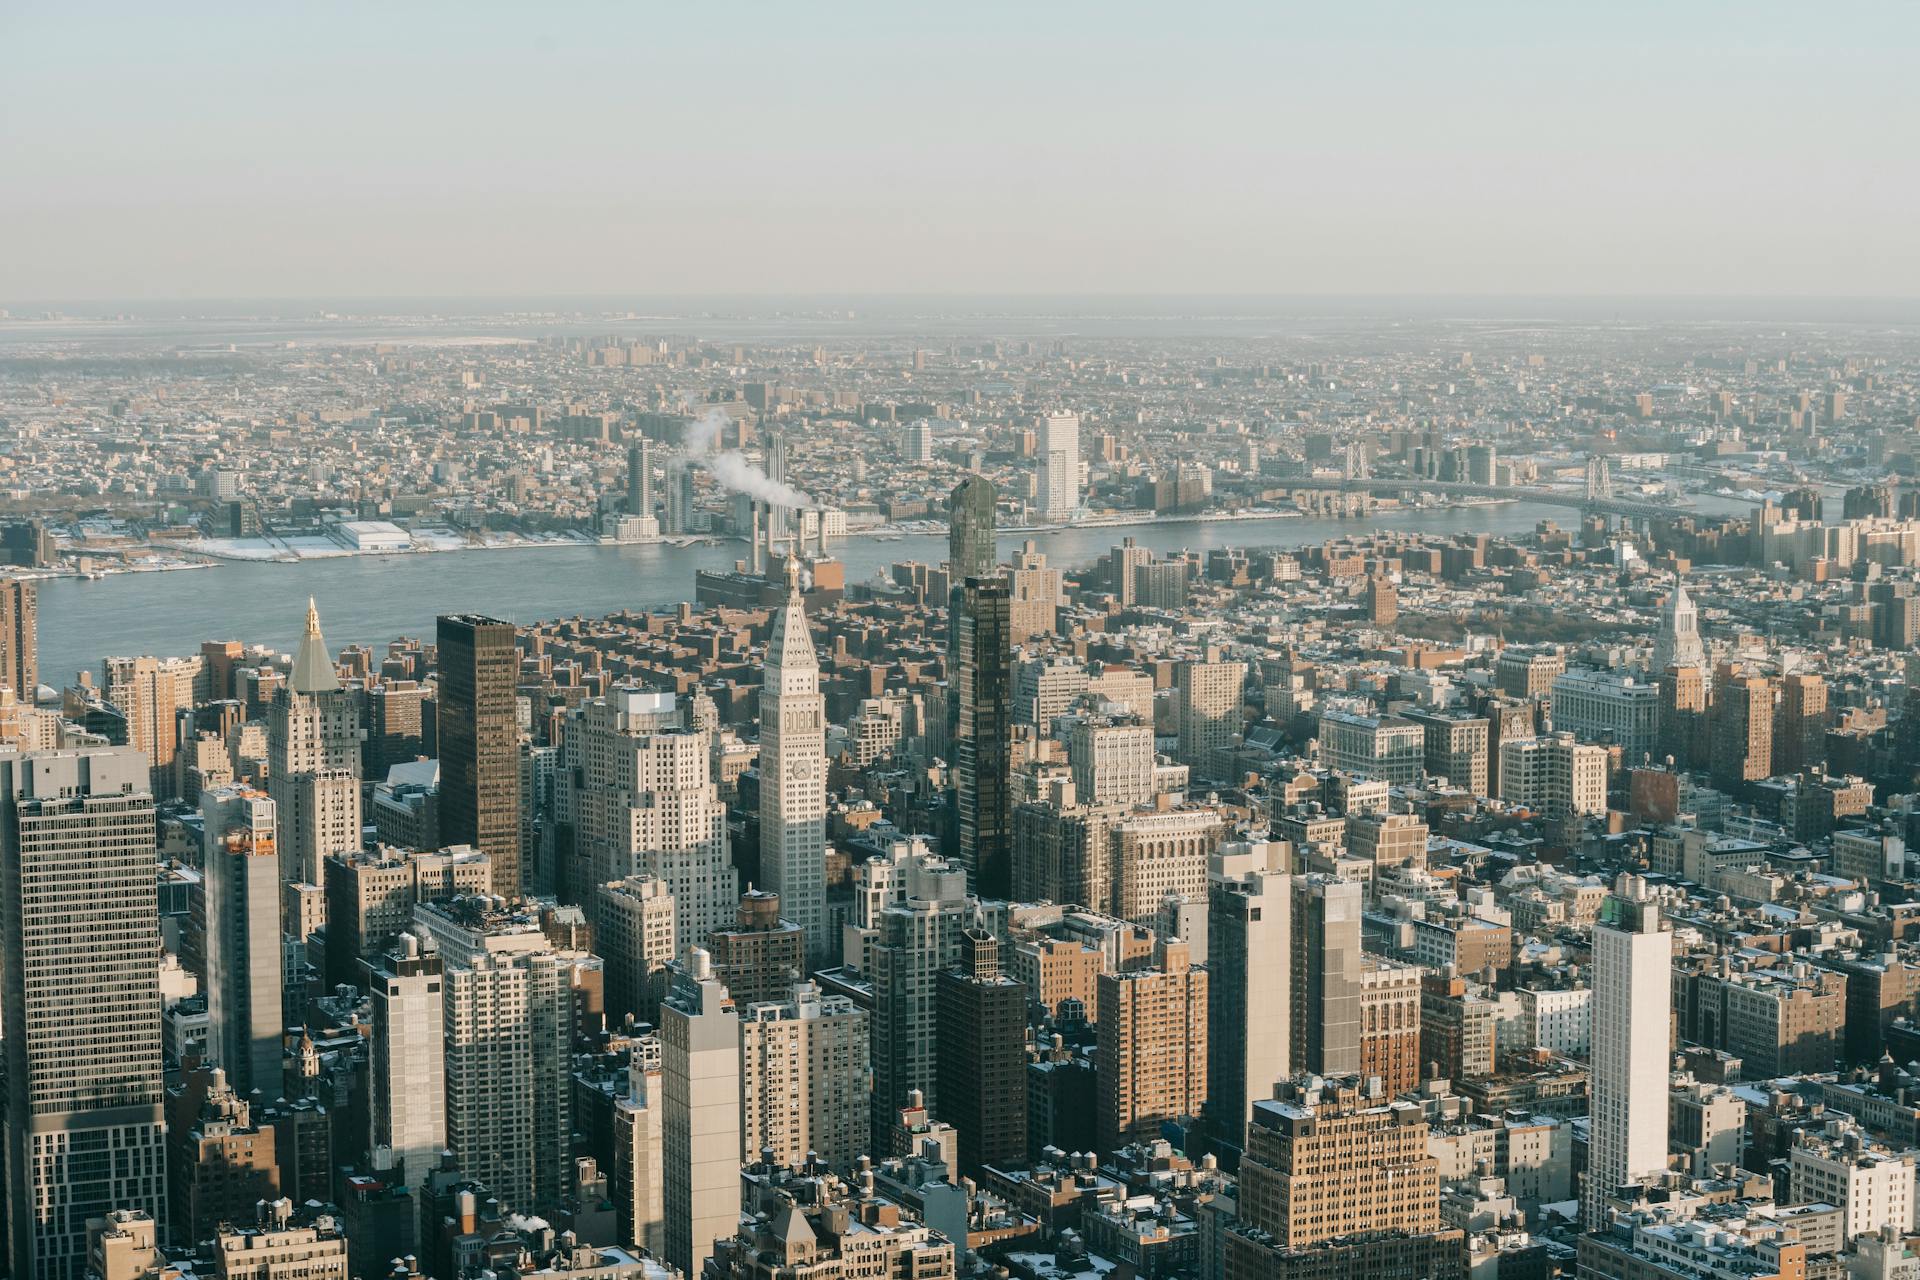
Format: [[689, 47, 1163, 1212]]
[[34, 500, 1717, 685]]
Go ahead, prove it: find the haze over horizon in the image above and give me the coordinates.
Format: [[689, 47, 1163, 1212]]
[[6, 0, 1916, 305]]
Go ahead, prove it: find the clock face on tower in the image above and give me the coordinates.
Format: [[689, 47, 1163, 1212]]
[[786, 757, 816, 783]]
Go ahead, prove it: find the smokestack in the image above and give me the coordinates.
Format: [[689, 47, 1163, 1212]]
[[766, 501, 779, 573], [750, 504, 763, 576], [816, 508, 828, 558]]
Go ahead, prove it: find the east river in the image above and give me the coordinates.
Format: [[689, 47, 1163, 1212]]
[[35, 499, 1735, 685]]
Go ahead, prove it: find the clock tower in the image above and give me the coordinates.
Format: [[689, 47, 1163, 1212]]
[[759, 572, 829, 963]]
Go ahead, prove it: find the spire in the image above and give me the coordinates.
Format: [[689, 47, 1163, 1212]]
[[1653, 577, 1704, 673], [766, 585, 818, 682], [290, 596, 342, 694]]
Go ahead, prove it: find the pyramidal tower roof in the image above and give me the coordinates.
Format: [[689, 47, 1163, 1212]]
[[766, 568, 818, 677], [1666, 579, 1693, 620], [290, 597, 342, 694]]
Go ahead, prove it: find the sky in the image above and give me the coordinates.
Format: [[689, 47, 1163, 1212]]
[[3, 1, 1916, 304]]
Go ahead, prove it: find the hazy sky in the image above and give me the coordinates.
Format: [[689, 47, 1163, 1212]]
[[4, 1, 1916, 303]]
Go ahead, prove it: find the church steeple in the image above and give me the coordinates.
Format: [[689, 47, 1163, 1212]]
[[290, 596, 342, 694]]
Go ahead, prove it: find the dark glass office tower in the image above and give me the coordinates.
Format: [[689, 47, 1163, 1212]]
[[936, 929, 1027, 1176], [947, 474, 997, 584], [437, 614, 523, 894], [955, 578, 1013, 898]]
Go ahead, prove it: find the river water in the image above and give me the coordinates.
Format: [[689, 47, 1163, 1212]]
[[35, 500, 1719, 685]]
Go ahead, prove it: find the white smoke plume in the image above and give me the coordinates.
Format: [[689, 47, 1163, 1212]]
[[681, 407, 811, 507]]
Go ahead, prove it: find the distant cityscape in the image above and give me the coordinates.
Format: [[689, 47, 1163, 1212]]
[[3, 305, 1920, 1280]]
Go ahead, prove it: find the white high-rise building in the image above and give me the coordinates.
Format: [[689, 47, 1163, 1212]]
[[1206, 855, 1292, 1156], [613, 1044, 666, 1256], [1498, 733, 1610, 818], [1038, 410, 1080, 517], [1, 747, 166, 1280], [1550, 668, 1660, 765], [596, 874, 678, 1025], [201, 785, 284, 1095], [759, 567, 828, 963], [267, 600, 362, 893], [661, 949, 741, 1279], [557, 687, 734, 954], [365, 930, 446, 1195], [413, 897, 572, 1214], [739, 980, 870, 1172], [1653, 579, 1706, 673], [1585, 874, 1672, 1229], [1069, 719, 1158, 807]]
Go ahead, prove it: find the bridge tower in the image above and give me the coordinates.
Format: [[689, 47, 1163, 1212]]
[[1585, 455, 1613, 502]]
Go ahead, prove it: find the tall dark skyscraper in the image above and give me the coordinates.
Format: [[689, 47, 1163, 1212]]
[[955, 578, 1013, 898], [437, 614, 523, 894], [936, 928, 1027, 1176], [2, 747, 166, 1280], [947, 474, 998, 583], [0, 577, 34, 701]]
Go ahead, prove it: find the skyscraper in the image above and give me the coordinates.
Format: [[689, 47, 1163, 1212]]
[[2, 747, 166, 1280], [1291, 875, 1363, 1079], [707, 889, 805, 1010], [661, 949, 740, 1279], [758, 565, 828, 963], [103, 653, 201, 798], [1096, 937, 1208, 1153], [1176, 655, 1246, 784], [201, 785, 284, 1094], [558, 688, 733, 952], [1584, 874, 1672, 1230], [1207, 864, 1291, 1160], [626, 439, 655, 518], [1777, 671, 1829, 776], [1109, 537, 1152, 607], [437, 614, 522, 895], [766, 429, 791, 547], [867, 845, 1004, 1139], [1711, 662, 1774, 795], [934, 929, 1026, 1176], [665, 460, 697, 534], [596, 874, 677, 1025], [1652, 579, 1706, 673], [267, 599, 361, 891], [1038, 410, 1080, 517], [1226, 1078, 1454, 1277], [413, 897, 572, 1214], [166, 1067, 278, 1250], [947, 475, 998, 584], [0, 577, 35, 701], [954, 578, 1014, 899], [1067, 719, 1158, 807], [613, 1046, 666, 1256], [365, 931, 446, 1198], [739, 980, 870, 1173]]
